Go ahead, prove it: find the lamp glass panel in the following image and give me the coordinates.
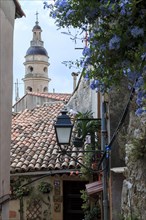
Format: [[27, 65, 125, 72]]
[[56, 127, 71, 144]]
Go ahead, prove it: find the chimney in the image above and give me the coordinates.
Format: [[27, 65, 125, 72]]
[[71, 72, 79, 91]]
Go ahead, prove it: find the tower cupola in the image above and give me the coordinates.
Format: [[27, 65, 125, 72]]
[[23, 12, 51, 94]]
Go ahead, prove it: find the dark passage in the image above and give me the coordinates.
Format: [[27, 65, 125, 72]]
[[63, 181, 87, 220]]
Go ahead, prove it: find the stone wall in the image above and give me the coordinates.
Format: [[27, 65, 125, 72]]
[[108, 81, 130, 168], [108, 81, 130, 220], [0, 1, 15, 219], [121, 110, 146, 220], [67, 77, 98, 117]]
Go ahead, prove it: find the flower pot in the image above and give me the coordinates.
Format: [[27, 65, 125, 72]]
[[72, 137, 83, 148]]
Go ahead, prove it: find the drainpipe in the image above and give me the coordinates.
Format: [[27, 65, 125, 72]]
[[101, 96, 109, 220]]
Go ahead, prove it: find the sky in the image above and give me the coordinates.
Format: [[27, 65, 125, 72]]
[[13, 0, 83, 103]]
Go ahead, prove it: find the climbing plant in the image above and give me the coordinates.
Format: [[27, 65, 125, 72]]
[[38, 181, 53, 193], [11, 177, 33, 199], [80, 189, 100, 220], [44, 0, 146, 116], [129, 130, 146, 160]]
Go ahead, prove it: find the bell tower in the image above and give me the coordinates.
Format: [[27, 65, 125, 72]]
[[23, 12, 51, 94]]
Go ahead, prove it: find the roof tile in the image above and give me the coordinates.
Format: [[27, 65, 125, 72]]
[[11, 102, 83, 173]]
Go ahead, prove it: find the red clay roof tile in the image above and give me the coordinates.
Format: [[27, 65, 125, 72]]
[[11, 102, 82, 174]]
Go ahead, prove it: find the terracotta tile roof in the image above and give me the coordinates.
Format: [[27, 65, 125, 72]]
[[13, 92, 71, 108], [27, 92, 71, 102], [11, 102, 82, 174]]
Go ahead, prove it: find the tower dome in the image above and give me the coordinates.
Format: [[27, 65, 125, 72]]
[[23, 12, 51, 94], [33, 24, 41, 30], [26, 46, 48, 56]]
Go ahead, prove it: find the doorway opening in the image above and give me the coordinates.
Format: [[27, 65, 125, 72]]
[[63, 180, 87, 220]]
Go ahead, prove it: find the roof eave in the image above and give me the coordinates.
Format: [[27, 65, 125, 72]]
[[13, 0, 26, 18]]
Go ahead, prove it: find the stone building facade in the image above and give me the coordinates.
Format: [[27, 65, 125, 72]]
[[67, 76, 100, 118], [0, 0, 24, 219]]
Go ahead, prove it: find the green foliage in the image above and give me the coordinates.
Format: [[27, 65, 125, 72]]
[[80, 189, 90, 211], [73, 110, 101, 139], [49, 0, 99, 28], [130, 134, 146, 160], [80, 190, 99, 220], [11, 177, 33, 199], [38, 181, 53, 193], [80, 145, 94, 180], [45, 0, 146, 115], [73, 111, 101, 178], [84, 207, 99, 220], [47, 0, 146, 86], [119, 214, 139, 220], [28, 189, 51, 206]]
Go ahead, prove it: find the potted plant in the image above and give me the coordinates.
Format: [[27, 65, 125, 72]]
[[72, 136, 84, 148], [73, 111, 101, 140]]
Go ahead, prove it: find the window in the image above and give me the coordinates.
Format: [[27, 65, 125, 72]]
[[43, 67, 47, 72], [27, 86, 32, 92], [28, 66, 33, 72], [43, 87, 48, 92]]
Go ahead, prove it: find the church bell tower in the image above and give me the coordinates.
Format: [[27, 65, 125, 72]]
[[23, 12, 50, 94]]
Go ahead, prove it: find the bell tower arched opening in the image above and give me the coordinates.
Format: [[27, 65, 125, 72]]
[[23, 12, 51, 94]]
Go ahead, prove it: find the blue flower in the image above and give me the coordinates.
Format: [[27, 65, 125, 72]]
[[80, 57, 90, 68], [66, 9, 75, 18], [84, 72, 90, 80], [135, 76, 144, 89], [90, 80, 99, 90], [119, 0, 130, 7], [141, 53, 146, 61], [55, 0, 68, 9], [136, 98, 143, 106], [100, 44, 106, 51], [88, 32, 95, 41], [51, 11, 57, 19], [43, 2, 54, 9], [135, 108, 144, 116], [120, 7, 126, 15], [130, 26, 144, 38], [109, 35, 121, 50], [82, 46, 91, 57], [137, 90, 144, 99]]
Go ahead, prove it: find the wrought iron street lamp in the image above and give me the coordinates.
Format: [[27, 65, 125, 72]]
[[55, 108, 109, 220], [54, 109, 102, 170], [54, 109, 73, 145]]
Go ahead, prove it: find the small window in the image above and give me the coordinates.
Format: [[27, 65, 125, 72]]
[[43, 87, 48, 92], [28, 66, 33, 72], [43, 67, 47, 72], [27, 86, 32, 92]]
